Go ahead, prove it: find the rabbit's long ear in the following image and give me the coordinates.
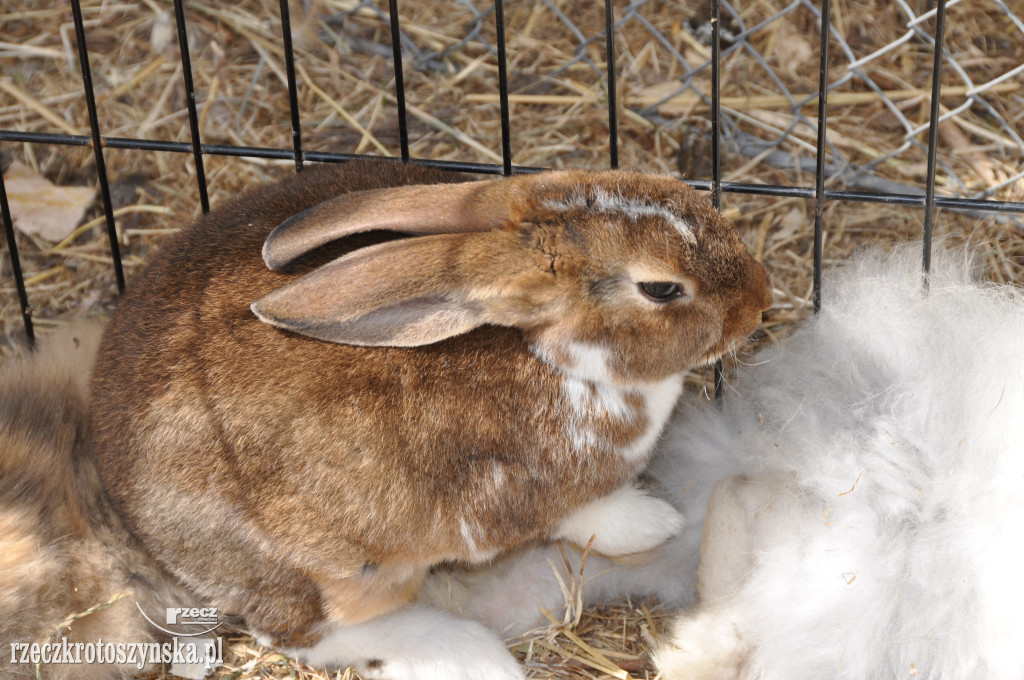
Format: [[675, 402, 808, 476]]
[[252, 233, 494, 347], [262, 180, 522, 270]]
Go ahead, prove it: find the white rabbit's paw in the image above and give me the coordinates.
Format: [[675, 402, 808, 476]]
[[356, 649, 524, 680], [556, 485, 685, 556], [654, 607, 747, 680], [284, 605, 524, 680]]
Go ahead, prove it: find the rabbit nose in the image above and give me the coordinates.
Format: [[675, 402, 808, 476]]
[[722, 262, 773, 341], [723, 302, 762, 343]]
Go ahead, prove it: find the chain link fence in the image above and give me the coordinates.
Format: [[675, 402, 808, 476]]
[[331, 0, 1023, 219]]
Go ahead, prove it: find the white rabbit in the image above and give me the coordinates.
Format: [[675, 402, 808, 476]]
[[655, 242, 1024, 679]]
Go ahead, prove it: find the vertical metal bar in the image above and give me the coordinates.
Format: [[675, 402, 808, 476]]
[[387, 0, 410, 162], [494, 0, 513, 176], [812, 0, 832, 314], [922, 0, 947, 290], [172, 0, 210, 213], [710, 0, 724, 399], [70, 0, 125, 293], [709, 0, 722, 211], [603, 0, 619, 169], [0, 168, 35, 347], [279, 0, 304, 172]]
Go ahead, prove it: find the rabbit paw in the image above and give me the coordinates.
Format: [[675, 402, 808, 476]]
[[283, 605, 524, 680], [555, 484, 684, 556], [654, 604, 748, 680]]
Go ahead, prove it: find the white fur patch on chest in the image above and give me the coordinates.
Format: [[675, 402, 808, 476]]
[[618, 374, 684, 462], [559, 342, 684, 463]]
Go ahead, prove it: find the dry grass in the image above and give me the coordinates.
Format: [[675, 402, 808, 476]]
[[2, 0, 1023, 678]]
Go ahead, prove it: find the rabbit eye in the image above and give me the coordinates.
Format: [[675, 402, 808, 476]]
[[639, 281, 685, 302]]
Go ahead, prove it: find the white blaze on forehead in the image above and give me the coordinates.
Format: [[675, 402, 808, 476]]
[[546, 186, 698, 243]]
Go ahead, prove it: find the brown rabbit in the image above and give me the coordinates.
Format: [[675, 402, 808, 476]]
[[0, 322, 201, 680], [89, 159, 771, 679]]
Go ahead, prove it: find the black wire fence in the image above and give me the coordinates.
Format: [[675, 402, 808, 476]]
[[2, 0, 1024, 351]]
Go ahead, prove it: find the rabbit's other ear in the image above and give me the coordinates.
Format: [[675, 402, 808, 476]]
[[253, 233, 494, 347], [262, 179, 525, 270]]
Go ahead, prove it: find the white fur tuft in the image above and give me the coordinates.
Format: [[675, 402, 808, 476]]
[[554, 484, 685, 556], [618, 374, 684, 462], [459, 518, 497, 563]]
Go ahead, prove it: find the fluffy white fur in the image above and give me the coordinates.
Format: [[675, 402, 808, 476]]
[[655, 243, 1024, 679], [423, 243, 1024, 679]]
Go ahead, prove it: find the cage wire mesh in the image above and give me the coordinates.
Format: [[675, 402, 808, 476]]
[[1, 1, 1023, 348], [337, 0, 1024, 213], [2, 0, 1024, 676]]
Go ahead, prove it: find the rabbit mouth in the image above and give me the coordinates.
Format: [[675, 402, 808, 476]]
[[701, 349, 726, 367], [699, 344, 726, 367], [700, 333, 744, 367]]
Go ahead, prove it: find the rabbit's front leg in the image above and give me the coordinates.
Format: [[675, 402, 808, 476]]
[[651, 474, 785, 680], [697, 474, 779, 602], [279, 604, 523, 680], [554, 483, 684, 556]]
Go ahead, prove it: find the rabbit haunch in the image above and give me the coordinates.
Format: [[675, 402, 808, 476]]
[[0, 322, 202, 680], [90, 160, 770, 653]]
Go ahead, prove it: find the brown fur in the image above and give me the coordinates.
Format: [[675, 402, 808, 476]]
[[89, 160, 771, 646], [0, 323, 198, 679]]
